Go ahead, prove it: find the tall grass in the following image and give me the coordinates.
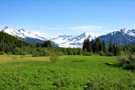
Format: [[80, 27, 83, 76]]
[[0, 55, 134, 89]]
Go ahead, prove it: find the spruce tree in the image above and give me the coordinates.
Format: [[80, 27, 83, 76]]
[[86, 39, 92, 52], [109, 38, 113, 52], [82, 38, 92, 52], [95, 38, 101, 52], [83, 39, 87, 50], [101, 40, 106, 52], [42, 40, 52, 47], [91, 39, 95, 52], [112, 43, 119, 56]]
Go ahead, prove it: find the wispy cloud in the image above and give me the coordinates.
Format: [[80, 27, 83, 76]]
[[40, 26, 64, 30], [40, 25, 103, 31], [70, 25, 102, 31], [30, 30, 49, 38]]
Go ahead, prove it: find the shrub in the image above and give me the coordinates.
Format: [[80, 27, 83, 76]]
[[118, 51, 135, 70], [32, 48, 52, 57], [84, 75, 135, 90], [123, 63, 135, 70], [82, 50, 91, 56], [0, 51, 5, 55], [49, 53, 59, 63], [105, 52, 113, 56], [118, 51, 131, 64], [99, 51, 105, 56], [32, 52, 40, 57], [129, 55, 135, 63], [56, 51, 64, 56], [7, 52, 12, 55]]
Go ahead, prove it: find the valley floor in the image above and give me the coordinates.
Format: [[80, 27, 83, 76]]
[[0, 55, 134, 90]]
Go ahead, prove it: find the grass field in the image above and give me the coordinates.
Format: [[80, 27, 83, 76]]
[[0, 55, 135, 90]]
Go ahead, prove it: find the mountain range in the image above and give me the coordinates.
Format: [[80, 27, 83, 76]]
[[98, 28, 135, 46], [51, 28, 135, 47], [1, 27, 58, 47], [51, 32, 103, 48], [1, 27, 135, 48]]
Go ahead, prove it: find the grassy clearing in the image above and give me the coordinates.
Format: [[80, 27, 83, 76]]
[[0, 55, 134, 90]]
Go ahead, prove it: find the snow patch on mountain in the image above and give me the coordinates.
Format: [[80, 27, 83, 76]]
[[51, 32, 104, 48], [110, 28, 135, 37], [2, 27, 46, 41]]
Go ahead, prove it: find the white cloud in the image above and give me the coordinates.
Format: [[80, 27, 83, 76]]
[[70, 25, 102, 31], [40, 26, 64, 30], [40, 25, 103, 31], [30, 30, 49, 38]]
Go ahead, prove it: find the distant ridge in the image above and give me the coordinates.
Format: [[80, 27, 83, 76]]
[[1, 27, 135, 48], [1, 27, 58, 47], [52, 28, 135, 47]]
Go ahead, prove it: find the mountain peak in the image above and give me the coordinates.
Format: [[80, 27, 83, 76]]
[[129, 29, 135, 33], [120, 28, 126, 32], [51, 32, 101, 48], [4, 26, 9, 30], [18, 28, 25, 32], [58, 34, 74, 38], [1, 27, 47, 40]]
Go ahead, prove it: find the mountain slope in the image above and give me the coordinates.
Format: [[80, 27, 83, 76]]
[[98, 28, 135, 46], [52, 28, 135, 47], [51, 32, 102, 48], [0, 31, 30, 53], [2, 27, 135, 48], [1, 27, 58, 47]]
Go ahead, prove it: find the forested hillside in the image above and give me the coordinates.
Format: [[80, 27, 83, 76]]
[[0, 31, 31, 54], [0, 32, 85, 56]]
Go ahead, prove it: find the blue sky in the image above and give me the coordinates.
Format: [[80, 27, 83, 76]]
[[0, 0, 135, 38]]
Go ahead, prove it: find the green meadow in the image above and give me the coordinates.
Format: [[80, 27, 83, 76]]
[[0, 55, 135, 90]]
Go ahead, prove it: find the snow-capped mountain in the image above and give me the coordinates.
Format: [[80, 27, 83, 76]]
[[52, 28, 135, 48], [2, 27, 135, 48], [51, 32, 103, 48], [1, 27, 58, 46], [98, 28, 135, 46], [2, 27, 46, 41]]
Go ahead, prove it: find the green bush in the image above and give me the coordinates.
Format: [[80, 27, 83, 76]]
[[123, 63, 135, 70], [32, 52, 40, 57], [118, 51, 131, 64], [56, 51, 64, 56], [82, 50, 91, 56], [32, 48, 52, 57], [0, 51, 5, 55], [49, 53, 59, 63], [84, 75, 135, 90], [118, 51, 135, 70], [99, 51, 105, 56], [105, 52, 113, 56]]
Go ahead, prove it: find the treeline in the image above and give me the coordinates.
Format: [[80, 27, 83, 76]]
[[0, 31, 32, 54], [0, 32, 86, 56], [82, 38, 135, 56], [1, 31, 135, 56]]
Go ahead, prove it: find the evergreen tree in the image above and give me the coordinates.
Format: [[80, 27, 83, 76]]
[[82, 38, 92, 52], [91, 39, 95, 52], [42, 40, 52, 47], [83, 39, 87, 50], [86, 39, 92, 52], [36, 43, 41, 47], [101, 40, 106, 52], [109, 38, 113, 52], [95, 38, 101, 52], [112, 43, 119, 56]]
